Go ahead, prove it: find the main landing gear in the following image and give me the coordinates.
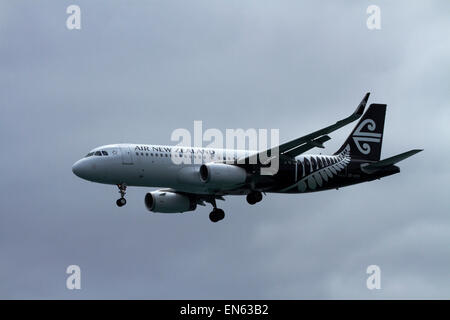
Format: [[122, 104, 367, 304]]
[[209, 208, 225, 223], [116, 183, 127, 207], [246, 191, 263, 205], [208, 198, 225, 223]]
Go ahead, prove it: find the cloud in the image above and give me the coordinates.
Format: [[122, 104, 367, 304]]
[[1, 0, 449, 299]]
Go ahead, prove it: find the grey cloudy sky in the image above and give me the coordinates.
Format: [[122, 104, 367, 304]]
[[1, 0, 449, 299]]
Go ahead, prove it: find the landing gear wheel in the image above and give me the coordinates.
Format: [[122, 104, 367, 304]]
[[209, 208, 225, 223], [116, 198, 126, 207], [116, 183, 127, 207], [246, 192, 262, 205]]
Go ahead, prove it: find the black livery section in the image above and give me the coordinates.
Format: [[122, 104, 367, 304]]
[[334, 103, 386, 162], [253, 101, 419, 194]]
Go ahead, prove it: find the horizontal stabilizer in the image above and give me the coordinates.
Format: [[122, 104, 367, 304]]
[[361, 149, 423, 174]]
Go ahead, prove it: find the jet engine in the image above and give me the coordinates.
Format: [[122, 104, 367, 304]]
[[145, 190, 197, 213], [199, 163, 247, 186]]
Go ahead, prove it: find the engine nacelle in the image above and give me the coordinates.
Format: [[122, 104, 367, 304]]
[[145, 190, 197, 213], [199, 163, 247, 186]]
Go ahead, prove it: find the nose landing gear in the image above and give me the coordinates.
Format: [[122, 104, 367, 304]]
[[116, 183, 127, 207], [116, 198, 126, 207]]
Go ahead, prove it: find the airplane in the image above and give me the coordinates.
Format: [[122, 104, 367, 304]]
[[72, 93, 422, 222]]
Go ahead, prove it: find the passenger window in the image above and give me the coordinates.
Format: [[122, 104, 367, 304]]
[[95, 151, 102, 156], [102, 151, 108, 156]]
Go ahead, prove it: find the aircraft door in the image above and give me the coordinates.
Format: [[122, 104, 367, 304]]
[[120, 146, 134, 165]]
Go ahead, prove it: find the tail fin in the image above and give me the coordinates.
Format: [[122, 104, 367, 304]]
[[334, 103, 386, 161]]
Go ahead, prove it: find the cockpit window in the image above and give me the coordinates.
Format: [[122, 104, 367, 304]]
[[85, 150, 109, 157]]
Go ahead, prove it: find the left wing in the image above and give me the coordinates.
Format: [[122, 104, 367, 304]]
[[238, 92, 370, 165]]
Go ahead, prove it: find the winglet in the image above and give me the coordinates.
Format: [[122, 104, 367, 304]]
[[335, 92, 369, 127], [355, 92, 370, 117]]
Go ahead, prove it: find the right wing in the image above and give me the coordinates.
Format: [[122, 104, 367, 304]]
[[238, 92, 370, 165]]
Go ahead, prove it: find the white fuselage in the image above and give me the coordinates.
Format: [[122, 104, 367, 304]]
[[72, 143, 344, 195], [73, 144, 257, 194]]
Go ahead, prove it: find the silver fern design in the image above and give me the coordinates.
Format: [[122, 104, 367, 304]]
[[281, 144, 351, 193]]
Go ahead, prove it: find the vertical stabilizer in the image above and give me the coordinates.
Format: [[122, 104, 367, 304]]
[[334, 104, 386, 161]]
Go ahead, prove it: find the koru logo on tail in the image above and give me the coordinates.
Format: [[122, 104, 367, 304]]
[[352, 119, 382, 154]]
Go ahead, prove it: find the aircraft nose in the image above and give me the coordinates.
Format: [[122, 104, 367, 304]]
[[72, 159, 88, 179]]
